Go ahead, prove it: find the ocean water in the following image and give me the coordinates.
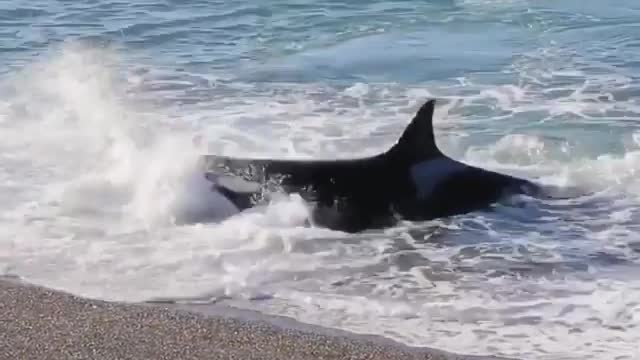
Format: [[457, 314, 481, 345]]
[[1, 1, 640, 359]]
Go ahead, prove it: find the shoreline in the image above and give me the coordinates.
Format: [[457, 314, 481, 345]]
[[0, 278, 511, 360]]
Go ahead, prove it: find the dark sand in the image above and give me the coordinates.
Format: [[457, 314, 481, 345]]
[[0, 279, 511, 360]]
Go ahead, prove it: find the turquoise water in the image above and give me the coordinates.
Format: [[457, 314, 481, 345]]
[[2, 1, 640, 359]]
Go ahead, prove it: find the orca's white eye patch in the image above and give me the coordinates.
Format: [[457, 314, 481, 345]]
[[410, 158, 467, 198]]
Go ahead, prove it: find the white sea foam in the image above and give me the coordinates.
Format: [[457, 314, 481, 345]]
[[1, 42, 640, 360]]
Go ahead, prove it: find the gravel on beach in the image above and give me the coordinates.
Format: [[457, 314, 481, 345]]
[[0, 279, 509, 360]]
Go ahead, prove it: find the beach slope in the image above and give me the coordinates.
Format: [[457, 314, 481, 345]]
[[0, 280, 509, 360]]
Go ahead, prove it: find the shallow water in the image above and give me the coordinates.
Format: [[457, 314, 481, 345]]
[[2, 1, 640, 359]]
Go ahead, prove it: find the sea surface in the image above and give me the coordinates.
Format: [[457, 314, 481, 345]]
[[1, 1, 640, 359]]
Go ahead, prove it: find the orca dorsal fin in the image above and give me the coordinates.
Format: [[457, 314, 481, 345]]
[[385, 99, 441, 163]]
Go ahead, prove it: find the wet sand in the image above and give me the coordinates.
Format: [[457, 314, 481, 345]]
[[0, 279, 511, 360]]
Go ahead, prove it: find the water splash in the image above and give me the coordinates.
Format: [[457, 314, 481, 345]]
[[2, 34, 640, 360]]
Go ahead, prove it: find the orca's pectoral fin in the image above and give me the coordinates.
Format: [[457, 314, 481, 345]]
[[204, 172, 262, 210], [205, 172, 261, 194]]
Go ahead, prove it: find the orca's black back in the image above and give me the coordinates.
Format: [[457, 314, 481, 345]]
[[201, 99, 539, 232]]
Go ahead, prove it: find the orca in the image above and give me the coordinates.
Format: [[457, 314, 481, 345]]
[[200, 99, 541, 232]]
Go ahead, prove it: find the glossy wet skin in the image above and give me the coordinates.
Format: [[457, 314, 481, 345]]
[[202, 99, 541, 232], [410, 158, 468, 199]]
